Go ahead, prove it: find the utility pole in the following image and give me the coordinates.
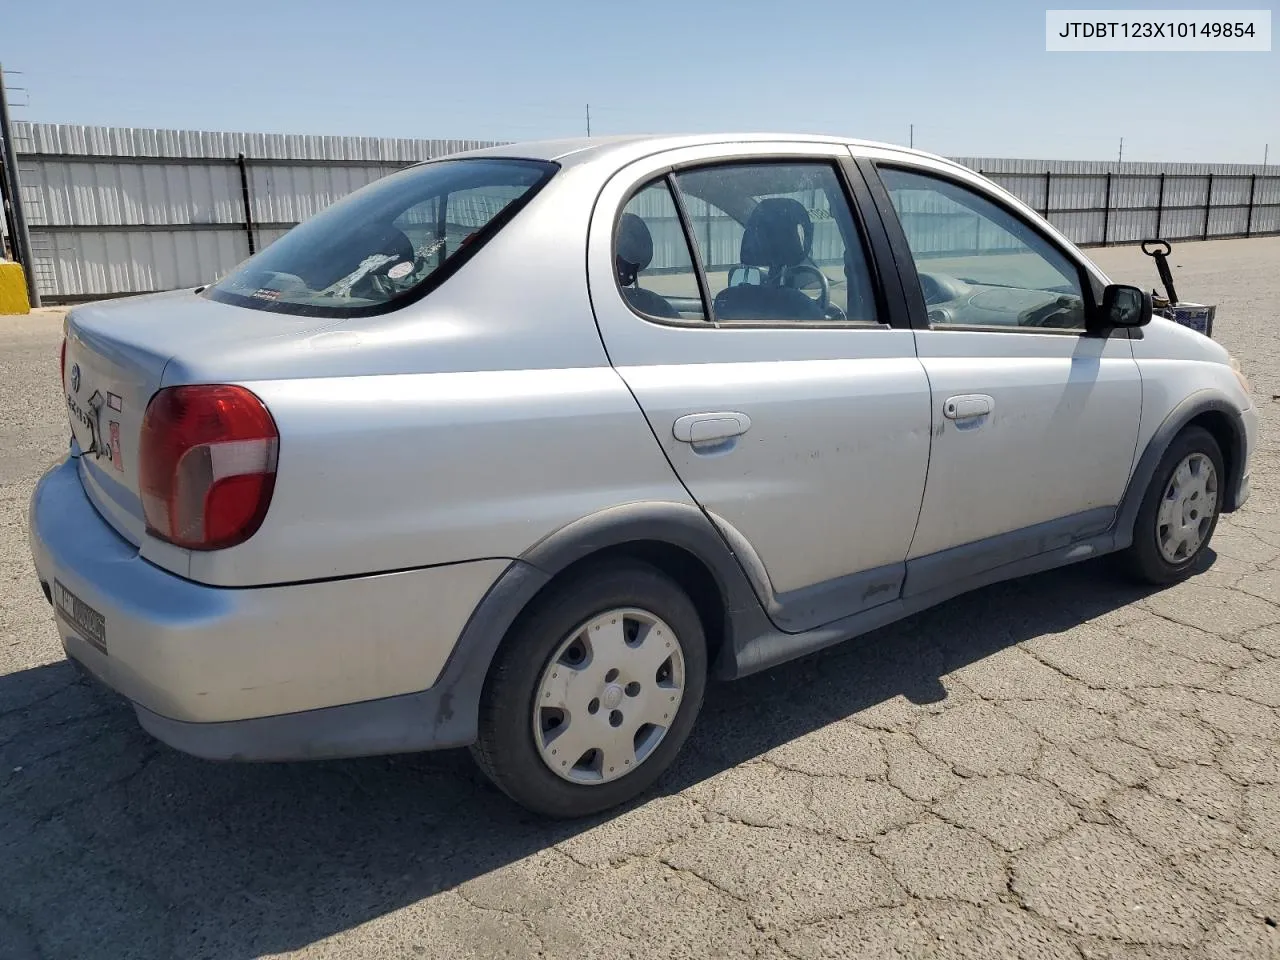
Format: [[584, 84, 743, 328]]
[[0, 117, 16, 261], [0, 62, 39, 306], [0, 68, 18, 263], [586, 104, 591, 137], [1118, 137, 1124, 164]]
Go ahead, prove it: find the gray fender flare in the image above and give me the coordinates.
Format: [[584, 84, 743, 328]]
[[1112, 390, 1248, 550], [434, 501, 771, 742]]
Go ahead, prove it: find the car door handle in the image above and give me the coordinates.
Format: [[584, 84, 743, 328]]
[[672, 412, 752, 444], [943, 395, 993, 420]]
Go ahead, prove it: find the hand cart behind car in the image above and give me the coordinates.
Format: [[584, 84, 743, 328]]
[[1142, 239, 1215, 338]]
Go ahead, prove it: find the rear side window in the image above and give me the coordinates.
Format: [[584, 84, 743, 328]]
[[207, 158, 556, 317], [612, 161, 879, 325], [673, 162, 878, 323], [616, 180, 706, 321]]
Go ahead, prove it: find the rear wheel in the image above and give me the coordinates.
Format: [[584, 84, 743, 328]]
[[470, 561, 707, 818], [1121, 426, 1224, 585]]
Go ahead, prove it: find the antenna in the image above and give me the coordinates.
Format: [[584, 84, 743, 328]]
[[1118, 137, 1124, 164], [909, 124, 914, 148], [586, 104, 591, 137]]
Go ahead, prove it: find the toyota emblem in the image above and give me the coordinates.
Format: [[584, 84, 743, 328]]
[[70, 363, 81, 394]]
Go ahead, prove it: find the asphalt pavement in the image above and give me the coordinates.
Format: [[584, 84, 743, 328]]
[[1, 238, 1278, 959]]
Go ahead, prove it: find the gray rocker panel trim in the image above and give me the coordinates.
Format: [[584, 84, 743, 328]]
[[727, 529, 1119, 678], [769, 562, 906, 632], [704, 508, 904, 633], [902, 507, 1116, 600]]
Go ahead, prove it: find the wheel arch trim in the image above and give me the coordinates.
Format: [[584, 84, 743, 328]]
[[1113, 390, 1248, 550], [437, 501, 772, 738], [516, 501, 771, 662]]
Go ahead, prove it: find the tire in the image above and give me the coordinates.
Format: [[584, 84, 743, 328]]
[[1121, 425, 1224, 585], [470, 560, 708, 819]]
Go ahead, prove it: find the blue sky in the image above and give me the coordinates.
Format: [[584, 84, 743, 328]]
[[3, 0, 1276, 162]]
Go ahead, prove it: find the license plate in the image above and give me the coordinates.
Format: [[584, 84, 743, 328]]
[[54, 579, 107, 655]]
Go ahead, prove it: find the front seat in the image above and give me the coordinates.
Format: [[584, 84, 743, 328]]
[[615, 213, 681, 319], [713, 198, 825, 322]]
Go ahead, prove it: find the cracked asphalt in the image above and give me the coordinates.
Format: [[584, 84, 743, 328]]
[[2, 237, 1279, 959]]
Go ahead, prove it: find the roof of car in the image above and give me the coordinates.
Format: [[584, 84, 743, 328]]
[[444, 133, 962, 171]]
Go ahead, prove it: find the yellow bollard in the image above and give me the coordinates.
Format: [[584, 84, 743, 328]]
[[0, 261, 31, 314]]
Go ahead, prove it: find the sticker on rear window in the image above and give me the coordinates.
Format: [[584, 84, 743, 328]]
[[251, 288, 281, 301]]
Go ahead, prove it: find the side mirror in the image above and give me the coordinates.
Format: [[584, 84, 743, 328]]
[[1091, 283, 1152, 334]]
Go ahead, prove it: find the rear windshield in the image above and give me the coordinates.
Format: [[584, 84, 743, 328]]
[[206, 157, 557, 317]]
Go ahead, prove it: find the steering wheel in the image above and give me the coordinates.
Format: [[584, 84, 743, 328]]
[[782, 263, 831, 311], [1021, 295, 1083, 328], [350, 248, 430, 300]]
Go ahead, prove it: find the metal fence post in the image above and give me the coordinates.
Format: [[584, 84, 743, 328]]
[[1246, 173, 1257, 237], [236, 153, 256, 256], [1102, 172, 1112, 244], [1043, 170, 1051, 217], [1154, 172, 1165, 238], [1203, 173, 1213, 240], [704, 202, 712, 266]]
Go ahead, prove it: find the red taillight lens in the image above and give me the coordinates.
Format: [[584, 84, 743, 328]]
[[139, 385, 279, 550]]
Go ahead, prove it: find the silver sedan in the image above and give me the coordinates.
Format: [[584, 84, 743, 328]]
[[30, 133, 1257, 817]]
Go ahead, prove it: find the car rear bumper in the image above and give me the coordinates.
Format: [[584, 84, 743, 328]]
[[28, 455, 510, 759]]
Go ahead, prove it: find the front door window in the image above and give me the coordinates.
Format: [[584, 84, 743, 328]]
[[880, 167, 1088, 331]]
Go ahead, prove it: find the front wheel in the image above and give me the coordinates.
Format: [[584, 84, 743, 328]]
[[470, 561, 707, 818], [1121, 425, 1224, 585]]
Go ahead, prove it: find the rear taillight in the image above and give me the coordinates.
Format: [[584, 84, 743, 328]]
[[139, 385, 279, 550]]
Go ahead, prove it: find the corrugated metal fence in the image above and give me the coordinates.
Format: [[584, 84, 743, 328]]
[[7, 122, 500, 302], [4, 123, 1278, 303], [957, 156, 1280, 249]]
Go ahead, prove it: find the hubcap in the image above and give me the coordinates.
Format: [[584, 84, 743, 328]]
[[1157, 452, 1218, 564], [532, 607, 686, 785]]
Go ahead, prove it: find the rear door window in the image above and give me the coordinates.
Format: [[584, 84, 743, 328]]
[[672, 162, 879, 324], [207, 158, 556, 317], [615, 180, 706, 321]]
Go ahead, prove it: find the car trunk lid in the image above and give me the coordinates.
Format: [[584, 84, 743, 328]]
[[64, 310, 171, 545], [63, 289, 327, 546]]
